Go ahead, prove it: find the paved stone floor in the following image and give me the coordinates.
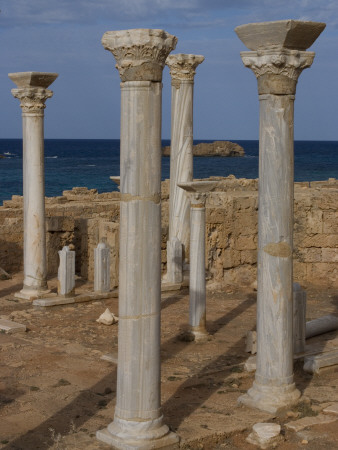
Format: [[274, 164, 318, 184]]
[[0, 273, 337, 449]]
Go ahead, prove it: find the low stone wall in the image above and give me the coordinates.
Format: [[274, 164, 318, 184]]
[[0, 178, 337, 288]]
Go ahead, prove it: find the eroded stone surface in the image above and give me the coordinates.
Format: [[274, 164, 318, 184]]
[[246, 422, 282, 449]]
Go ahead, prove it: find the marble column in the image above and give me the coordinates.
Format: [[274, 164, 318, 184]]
[[97, 29, 179, 449], [235, 20, 325, 413], [9, 72, 58, 300], [165, 54, 204, 284], [178, 181, 217, 342]]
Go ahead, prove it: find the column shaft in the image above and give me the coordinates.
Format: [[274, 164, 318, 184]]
[[169, 80, 193, 248], [256, 94, 294, 386], [22, 112, 48, 292], [189, 204, 206, 334], [116, 81, 162, 421]]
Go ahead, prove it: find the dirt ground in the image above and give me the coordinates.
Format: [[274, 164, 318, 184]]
[[0, 273, 337, 449]]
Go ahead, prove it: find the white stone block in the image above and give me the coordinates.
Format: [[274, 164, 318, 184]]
[[94, 242, 110, 293], [246, 423, 282, 449], [303, 349, 338, 374], [0, 319, 26, 334], [58, 246, 75, 297]]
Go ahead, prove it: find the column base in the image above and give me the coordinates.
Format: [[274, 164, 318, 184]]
[[190, 328, 209, 343], [15, 286, 51, 301], [97, 415, 179, 450], [238, 380, 301, 414]]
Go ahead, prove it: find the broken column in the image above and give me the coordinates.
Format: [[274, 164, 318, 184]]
[[165, 54, 204, 284], [94, 242, 110, 293], [236, 20, 325, 412], [9, 72, 58, 300], [97, 29, 179, 449], [179, 181, 217, 341], [58, 246, 75, 297]]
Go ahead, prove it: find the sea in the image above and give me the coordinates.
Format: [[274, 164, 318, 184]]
[[0, 139, 337, 205]]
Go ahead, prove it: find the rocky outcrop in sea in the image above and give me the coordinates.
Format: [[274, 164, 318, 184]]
[[162, 140, 245, 157]]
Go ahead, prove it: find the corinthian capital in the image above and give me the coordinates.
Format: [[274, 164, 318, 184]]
[[166, 54, 204, 84], [11, 88, 53, 113], [102, 28, 177, 82], [241, 50, 314, 94], [8, 72, 58, 114]]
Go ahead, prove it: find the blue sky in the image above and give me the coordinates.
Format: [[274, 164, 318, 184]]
[[0, 0, 337, 140]]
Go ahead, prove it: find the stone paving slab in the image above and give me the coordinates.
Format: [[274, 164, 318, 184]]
[[33, 290, 118, 307], [285, 413, 338, 432], [0, 318, 26, 334], [323, 403, 338, 416]]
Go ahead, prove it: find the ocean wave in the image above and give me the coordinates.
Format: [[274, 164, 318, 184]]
[[4, 152, 16, 156], [46, 156, 58, 159]]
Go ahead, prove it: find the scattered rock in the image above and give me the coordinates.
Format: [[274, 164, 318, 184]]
[[246, 423, 282, 449], [96, 308, 118, 325]]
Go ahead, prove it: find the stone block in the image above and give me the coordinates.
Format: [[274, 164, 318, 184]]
[[222, 249, 241, 269], [0, 319, 26, 334], [323, 211, 338, 233], [297, 247, 322, 263], [235, 234, 257, 250], [285, 414, 338, 432], [246, 423, 282, 449], [307, 210, 323, 233], [300, 234, 338, 248], [233, 211, 257, 233], [206, 207, 232, 224], [323, 403, 338, 416], [240, 249, 257, 265], [94, 242, 110, 293], [293, 261, 307, 281], [322, 247, 338, 262], [304, 349, 338, 374], [307, 263, 338, 288]]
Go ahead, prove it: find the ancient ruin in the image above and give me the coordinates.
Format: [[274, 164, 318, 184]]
[[236, 20, 326, 413], [9, 72, 58, 300], [97, 28, 179, 448], [165, 54, 204, 285]]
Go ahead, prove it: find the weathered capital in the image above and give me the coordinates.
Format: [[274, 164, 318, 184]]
[[240, 50, 314, 94], [166, 54, 204, 85], [178, 181, 217, 207], [11, 88, 53, 113], [9, 72, 58, 114], [102, 28, 177, 82], [235, 20, 325, 95]]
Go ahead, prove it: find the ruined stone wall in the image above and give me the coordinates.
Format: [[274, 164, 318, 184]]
[[0, 178, 337, 288]]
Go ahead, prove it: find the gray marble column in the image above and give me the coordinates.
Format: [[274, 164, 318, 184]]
[[165, 54, 204, 284], [235, 20, 325, 413], [9, 72, 58, 301], [97, 29, 179, 449], [178, 181, 216, 342]]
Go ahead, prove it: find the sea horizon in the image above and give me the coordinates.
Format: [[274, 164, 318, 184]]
[[0, 138, 337, 204]]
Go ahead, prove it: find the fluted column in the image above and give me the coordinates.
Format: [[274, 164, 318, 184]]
[[178, 181, 216, 342], [97, 29, 179, 449], [235, 20, 325, 413], [9, 72, 58, 300], [165, 54, 204, 284]]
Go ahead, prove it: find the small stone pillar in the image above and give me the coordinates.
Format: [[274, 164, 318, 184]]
[[178, 181, 217, 342], [97, 29, 179, 449], [236, 20, 325, 413], [94, 242, 110, 293], [165, 54, 204, 283], [58, 246, 75, 297], [293, 283, 306, 354], [9, 72, 58, 300]]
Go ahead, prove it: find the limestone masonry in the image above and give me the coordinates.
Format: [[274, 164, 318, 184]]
[[1, 176, 337, 289]]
